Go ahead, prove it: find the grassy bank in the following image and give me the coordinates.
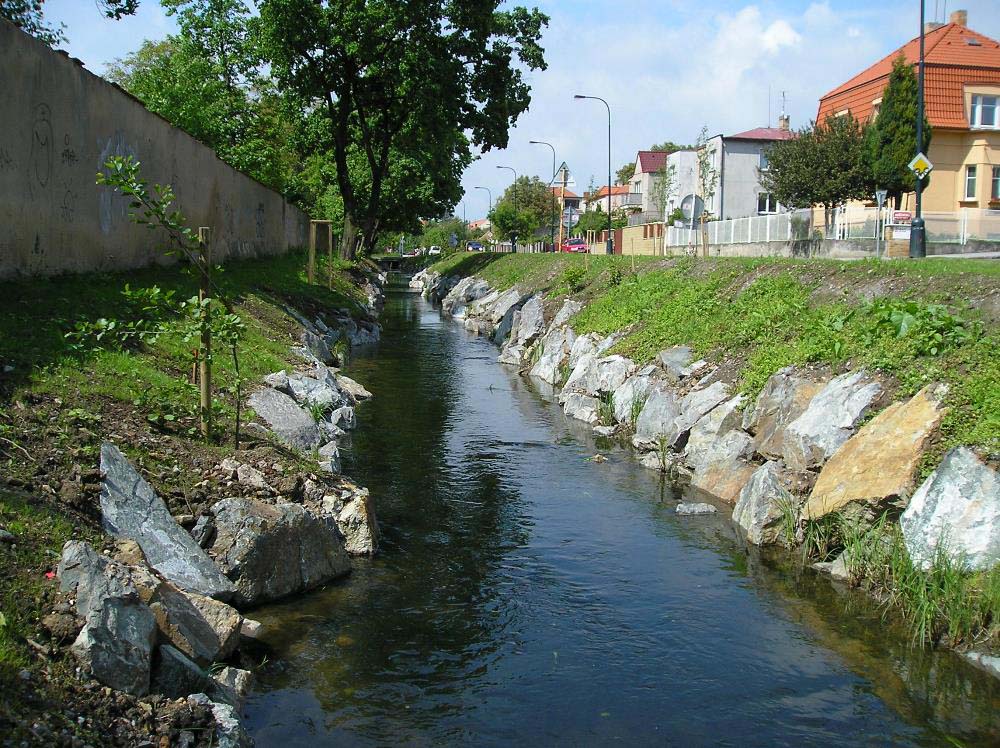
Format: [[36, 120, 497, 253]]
[[429, 253, 999, 460], [0, 249, 371, 742]]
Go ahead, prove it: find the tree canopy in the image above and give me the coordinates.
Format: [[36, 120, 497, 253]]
[[489, 175, 556, 241], [1, 0, 66, 45], [616, 163, 635, 185], [257, 0, 548, 259]]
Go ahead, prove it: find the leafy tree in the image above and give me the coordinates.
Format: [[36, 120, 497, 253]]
[[257, 0, 548, 259], [419, 217, 468, 249], [575, 208, 626, 236], [649, 140, 692, 153], [489, 202, 537, 243], [761, 113, 873, 226], [866, 55, 932, 209], [616, 162, 635, 185], [1, 0, 65, 45], [648, 163, 676, 220], [494, 175, 557, 234], [97, 0, 140, 19]]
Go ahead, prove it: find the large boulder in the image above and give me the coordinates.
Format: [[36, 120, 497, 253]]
[[208, 497, 351, 608], [632, 385, 682, 451], [689, 431, 756, 505], [657, 346, 694, 381], [684, 395, 745, 472], [612, 365, 659, 426], [733, 461, 799, 545], [100, 444, 236, 601], [802, 384, 947, 520], [529, 325, 577, 384], [900, 447, 1000, 572], [781, 370, 883, 472], [551, 299, 583, 328], [59, 542, 158, 696], [561, 352, 599, 396], [285, 366, 348, 412], [594, 355, 636, 394], [248, 387, 323, 451], [147, 584, 243, 667], [743, 367, 822, 459], [307, 481, 380, 555], [513, 295, 546, 347], [442, 276, 491, 318], [562, 393, 600, 424], [337, 374, 373, 403], [674, 382, 730, 445]]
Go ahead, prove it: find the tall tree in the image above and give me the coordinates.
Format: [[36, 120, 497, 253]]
[[1, 0, 65, 45], [616, 162, 635, 185], [866, 55, 932, 209], [257, 0, 548, 259]]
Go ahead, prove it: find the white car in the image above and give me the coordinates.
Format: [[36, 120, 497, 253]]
[[428, 246, 442, 255]]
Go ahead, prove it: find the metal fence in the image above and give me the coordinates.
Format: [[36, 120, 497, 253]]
[[665, 209, 813, 247]]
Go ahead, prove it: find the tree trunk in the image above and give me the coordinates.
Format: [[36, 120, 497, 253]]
[[341, 212, 359, 261]]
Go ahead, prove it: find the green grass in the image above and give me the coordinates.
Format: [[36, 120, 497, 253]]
[[429, 253, 999, 457]]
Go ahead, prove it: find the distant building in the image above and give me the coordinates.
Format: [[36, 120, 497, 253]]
[[816, 9, 1000, 211], [664, 150, 699, 221], [584, 185, 630, 212], [626, 151, 669, 219], [550, 186, 582, 211], [701, 120, 795, 220]]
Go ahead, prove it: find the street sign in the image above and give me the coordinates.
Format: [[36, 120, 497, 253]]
[[875, 189, 887, 207], [908, 152, 934, 180], [680, 194, 704, 221], [893, 211, 912, 224], [554, 161, 576, 187], [449, 233, 458, 248]]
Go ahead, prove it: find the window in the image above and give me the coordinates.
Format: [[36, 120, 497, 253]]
[[992, 166, 1000, 201], [971, 95, 998, 128], [759, 149, 769, 170], [965, 165, 977, 200], [757, 193, 778, 214]]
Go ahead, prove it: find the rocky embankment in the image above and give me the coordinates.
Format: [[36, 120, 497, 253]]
[[412, 266, 1000, 675], [33, 279, 387, 746]]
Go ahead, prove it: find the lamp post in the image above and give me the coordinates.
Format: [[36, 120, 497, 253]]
[[530, 140, 557, 252], [910, 0, 927, 258], [474, 185, 492, 214], [575, 94, 613, 254], [497, 165, 517, 253]]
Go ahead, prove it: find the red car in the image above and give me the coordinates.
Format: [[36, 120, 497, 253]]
[[560, 237, 588, 253]]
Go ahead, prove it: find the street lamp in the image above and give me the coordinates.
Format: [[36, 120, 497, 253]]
[[575, 94, 613, 254], [497, 165, 517, 253], [474, 185, 492, 214], [530, 140, 557, 251], [910, 0, 927, 258]]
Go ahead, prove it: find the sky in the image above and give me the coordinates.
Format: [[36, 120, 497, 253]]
[[44, 0, 1000, 222]]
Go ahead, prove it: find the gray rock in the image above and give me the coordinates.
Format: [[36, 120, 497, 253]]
[[72, 594, 157, 696], [612, 365, 659, 426], [657, 346, 693, 380], [208, 498, 351, 608], [263, 371, 290, 392], [100, 444, 236, 601], [551, 299, 583, 328], [688, 430, 756, 505], [593, 424, 618, 437], [514, 295, 546, 346], [561, 352, 599, 396], [632, 385, 682, 451], [594, 355, 636, 394], [190, 515, 216, 549], [314, 486, 380, 555], [235, 464, 273, 493], [812, 552, 851, 582], [286, 370, 344, 412], [674, 382, 731, 443], [743, 367, 822, 459], [317, 440, 342, 474], [962, 651, 1000, 681], [0, 527, 13, 543], [337, 374, 373, 402], [152, 645, 210, 699], [187, 693, 251, 748], [300, 329, 334, 365], [562, 393, 601, 424], [676, 502, 717, 515], [900, 447, 1000, 571], [491, 291, 527, 344], [733, 461, 797, 546], [529, 325, 577, 385], [442, 276, 491, 318], [239, 618, 263, 641], [497, 343, 526, 366], [209, 666, 254, 711], [782, 370, 882, 471], [147, 585, 242, 667], [567, 333, 600, 371], [329, 405, 356, 431], [248, 387, 323, 451], [684, 395, 746, 472]]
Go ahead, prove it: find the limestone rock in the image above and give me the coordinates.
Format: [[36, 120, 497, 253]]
[[568, 333, 600, 371], [73, 595, 157, 696], [209, 667, 254, 711], [803, 384, 947, 520], [285, 367, 346, 411], [442, 276, 491, 318], [148, 585, 242, 667], [674, 382, 731, 446], [529, 326, 577, 384], [561, 352, 599, 396], [497, 343, 526, 366], [594, 355, 636, 395], [612, 365, 659, 426], [900, 447, 1000, 572], [316, 486, 380, 555], [317, 440, 342, 474], [962, 651, 1000, 681], [689, 431, 756, 505], [782, 370, 883, 472], [330, 405, 356, 431], [236, 464, 273, 494], [100, 444, 236, 601], [632, 385, 682, 451], [337, 374, 373, 403], [187, 693, 251, 748], [248, 388, 323, 452], [562, 393, 600, 425], [657, 346, 693, 381], [676, 502, 717, 515], [300, 329, 334, 365], [684, 395, 745, 472], [551, 299, 583, 328], [743, 367, 822, 459], [812, 552, 851, 582], [514, 295, 545, 346], [208, 497, 351, 607], [733, 461, 798, 545], [152, 645, 210, 699]]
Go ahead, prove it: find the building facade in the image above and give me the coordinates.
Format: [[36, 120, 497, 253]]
[[702, 121, 795, 220]]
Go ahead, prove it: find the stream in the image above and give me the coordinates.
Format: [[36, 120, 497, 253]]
[[244, 289, 1000, 746]]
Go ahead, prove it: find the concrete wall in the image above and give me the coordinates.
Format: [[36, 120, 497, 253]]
[[663, 237, 1000, 259], [0, 20, 309, 279]]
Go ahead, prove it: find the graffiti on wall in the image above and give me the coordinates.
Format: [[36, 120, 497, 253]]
[[29, 103, 53, 196], [97, 131, 136, 235]]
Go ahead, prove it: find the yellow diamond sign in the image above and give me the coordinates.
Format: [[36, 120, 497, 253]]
[[908, 152, 934, 180]]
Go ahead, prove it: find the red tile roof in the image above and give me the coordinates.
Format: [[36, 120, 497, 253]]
[[636, 150, 669, 173], [727, 127, 796, 141], [587, 185, 629, 200], [550, 186, 580, 199], [817, 22, 1000, 129]]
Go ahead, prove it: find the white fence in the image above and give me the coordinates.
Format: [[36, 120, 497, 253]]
[[664, 208, 1000, 248]]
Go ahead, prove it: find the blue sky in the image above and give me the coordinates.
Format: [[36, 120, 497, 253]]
[[45, 0, 1000, 221]]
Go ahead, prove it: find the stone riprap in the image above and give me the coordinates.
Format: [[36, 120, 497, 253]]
[[247, 388, 324, 451], [100, 443, 236, 601], [743, 367, 822, 460], [733, 461, 798, 545], [900, 447, 1000, 571]]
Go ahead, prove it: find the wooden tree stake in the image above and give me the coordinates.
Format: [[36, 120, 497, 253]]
[[198, 227, 213, 440]]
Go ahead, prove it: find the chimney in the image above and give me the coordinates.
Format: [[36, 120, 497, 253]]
[[950, 9, 968, 26], [778, 113, 790, 131], [925, 21, 944, 33]]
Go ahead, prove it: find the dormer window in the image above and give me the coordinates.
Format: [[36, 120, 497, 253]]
[[971, 95, 997, 128]]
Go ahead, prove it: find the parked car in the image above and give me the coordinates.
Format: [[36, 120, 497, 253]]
[[467, 241, 483, 251], [560, 237, 588, 253], [428, 246, 442, 255]]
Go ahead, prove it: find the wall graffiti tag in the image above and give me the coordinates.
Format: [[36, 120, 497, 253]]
[[29, 103, 53, 195], [61, 134, 78, 166]]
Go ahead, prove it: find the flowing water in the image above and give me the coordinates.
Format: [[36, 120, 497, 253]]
[[245, 290, 1000, 746]]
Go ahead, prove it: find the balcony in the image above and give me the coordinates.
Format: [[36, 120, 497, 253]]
[[623, 192, 643, 206]]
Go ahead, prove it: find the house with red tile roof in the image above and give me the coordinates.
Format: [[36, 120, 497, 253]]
[[583, 185, 630, 213], [625, 150, 670, 219], [702, 120, 796, 219], [816, 9, 1000, 211]]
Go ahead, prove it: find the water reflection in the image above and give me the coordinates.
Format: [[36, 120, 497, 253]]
[[245, 291, 999, 747]]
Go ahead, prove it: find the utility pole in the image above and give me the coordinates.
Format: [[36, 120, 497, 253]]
[[910, 0, 927, 258]]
